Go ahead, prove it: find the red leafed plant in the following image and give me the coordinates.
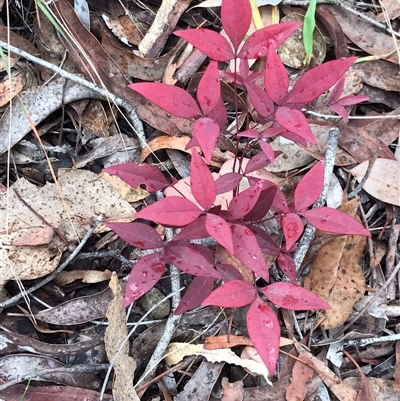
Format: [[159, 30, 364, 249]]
[[103, 0, 370, 376]]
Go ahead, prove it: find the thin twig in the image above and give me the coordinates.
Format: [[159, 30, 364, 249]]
[[0, 40, 147, 148], [0, 215, 103, 309], [294, 127, 340, 271]]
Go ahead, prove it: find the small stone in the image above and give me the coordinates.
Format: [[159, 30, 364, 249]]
[[139, 287, 170, 319]]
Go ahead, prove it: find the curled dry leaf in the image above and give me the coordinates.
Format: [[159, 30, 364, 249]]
[[164, 342, 271, 384], [105, 273, 140, 401]]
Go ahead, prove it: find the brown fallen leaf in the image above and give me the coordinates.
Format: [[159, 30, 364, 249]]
[[344, 377, 396, 401], [297, 348, 358, 401], [0, 169, 135, 292], [0, 71, 26, 107], [286, 355, 314, 401], [330, 5, 400, 64], [54, 269, 112, 286], [0, 330, 103, 358], [11, 225, 53, 246], [0, 384, 112, 401], [221, 377, 244, 401], [349, 159, 400, 206], [304, 198, 367, 329], [35, 286, 113, 325], [352, 60, 400, 92], [0, 354, 100, 389]]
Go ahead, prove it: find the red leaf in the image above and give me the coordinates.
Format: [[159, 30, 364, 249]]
[[191, 117, 220, 164], [335, 95, 369, 106], [237, 129, 260, 139], [283, 57, 357, 104], [174, 276, 214, 315], [329, 95, 369, 121], [228, 180, 267, 220], [215, 264, 245, 282], [329, 76, 346, 103], [173, 215, 209, 241], [205, 213, 234, 254], [103, 162, 169, 192], [123, 251, 165, 307], [215, 172, 243, 195], [259, 140, 277, 164], [329, 104, 349, 121], [294, 159, 325, 211], [221, 0, 251, 51], [282, 213, 304, 250], [190, 150, 216, 211], [265, 46, 288, 105], [106, 222, 164, 250], [300, 207, 371, 236], [277, 253, 296, 282], [231, 224, 270, 281], [261, 282, 331, 310], [245, 81, 274, 118], [135, 197, 202, 227], [242, 185, 277, 222], [246, 297, 280, 375], [275, 107, 317, 145], [207, 95, 228, 128], [251, 226, 281, 256], [202, 280, 256, 308], [238, 22, 302, 59], [197, 61, 221, 115], [174, 29, 234, 61], [244, 151, 273, 174], [166, 241, 220, 278], [128, 83, 201, 118], [272, 187, 289, 214]]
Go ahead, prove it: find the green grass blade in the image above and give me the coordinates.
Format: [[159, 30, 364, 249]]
[[303, 0, 317, 67]]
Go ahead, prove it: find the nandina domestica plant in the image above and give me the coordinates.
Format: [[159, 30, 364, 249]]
[[103, 0, 370, 376]]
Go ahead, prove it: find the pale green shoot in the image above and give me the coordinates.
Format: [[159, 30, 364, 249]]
[[303, 0, 317, 67]]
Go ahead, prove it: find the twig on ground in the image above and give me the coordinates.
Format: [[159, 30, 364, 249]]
[[0, 40, 147, 148], [348, 148, 382, 200], [75, 251, 133, 269], [294, 127, 340, 272], [0, 215, 103, 309]]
